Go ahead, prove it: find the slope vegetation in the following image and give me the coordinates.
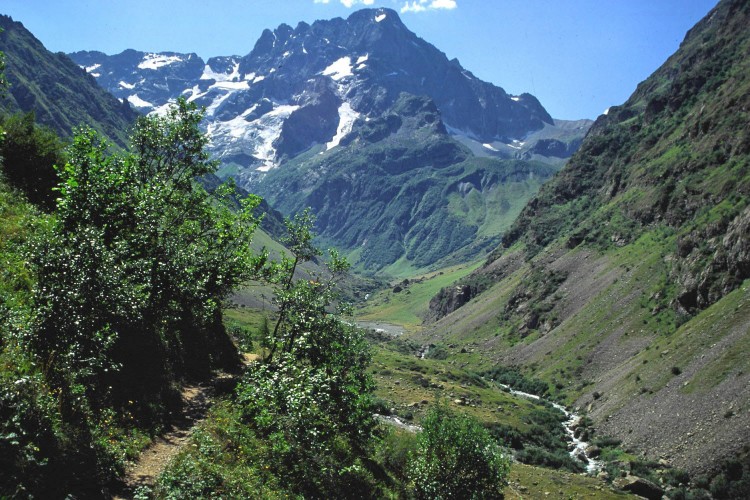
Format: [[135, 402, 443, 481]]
[[0, 15, 137, 146], [260, 93, 560, 272], [416, 0, 750, 476]]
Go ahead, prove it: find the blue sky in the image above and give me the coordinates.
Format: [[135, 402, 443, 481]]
[[2, 0, 718, 119]]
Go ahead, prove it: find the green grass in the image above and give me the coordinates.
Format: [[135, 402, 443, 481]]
[[369, 343, 544, 432], [356, 260, 482, 328], [506, 463, 634, 499]]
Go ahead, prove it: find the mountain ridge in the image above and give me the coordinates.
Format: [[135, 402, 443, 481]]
[[68, 8, 578, 174], [0, 15, 137, 147]]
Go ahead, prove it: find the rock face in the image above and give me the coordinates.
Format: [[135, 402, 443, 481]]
[[428, 285, 475, 320]]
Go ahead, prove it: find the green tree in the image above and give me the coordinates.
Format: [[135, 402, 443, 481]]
[[31, 98, 264, 407], [0, 112, 66, 209], [237, 210, 375, 495], [409, 404, 511, 499]]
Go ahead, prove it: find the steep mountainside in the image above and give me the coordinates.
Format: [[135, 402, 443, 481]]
[[0, 15, 137, 147], [416, 0, 749, 475], [261, 93, 560, 271], [69, 8, 590, 271]]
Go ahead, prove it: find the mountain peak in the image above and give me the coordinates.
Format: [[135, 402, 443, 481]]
[[70, 7, 561, 171], [346, 7, 403, 27]]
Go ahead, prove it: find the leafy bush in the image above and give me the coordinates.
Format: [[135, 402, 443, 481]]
[[30, 99, 264, 407], [408, 404, 510, 499], [515, 445, 584, 472], [376, 428, 418, 482], [0, 112, 65, 209], [230, 212, 378, 497], [483, 365, 550, 396]]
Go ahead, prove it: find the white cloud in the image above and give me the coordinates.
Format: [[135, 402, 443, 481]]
[[400, 0, 457, 13], [343, 0, 375, 6], [315, 0, 375, 6]]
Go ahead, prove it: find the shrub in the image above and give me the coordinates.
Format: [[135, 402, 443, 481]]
[[408, 404, 510, 499]]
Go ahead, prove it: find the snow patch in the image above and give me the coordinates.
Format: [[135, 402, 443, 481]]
[[322, 57, 353, 81], [118, 81, 135, 90], [375, 13, 387, 23], [151, 101, 175, 117], [84, 63, 101, 73], [138, 53, 183, 70], [482, 143, 499, 152], [205, 90, 234, 118], [127, 94, 154, 109], [356, 54, 369, 65], [511, 96, 521, 102], [201, 61, 240, 82], [184, 85, 205, 103], [209, 103, 300, 172], [253, 75, 266, 83], [210, 80, 250, 91], [283, 51, 291, 58], [326, 102, 360, 150]]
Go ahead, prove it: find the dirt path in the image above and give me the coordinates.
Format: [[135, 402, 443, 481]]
[[112, 383, 214, 498], [113, 355, 259, 499]]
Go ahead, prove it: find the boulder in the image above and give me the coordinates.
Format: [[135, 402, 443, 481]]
[[613, 475, 664, 500]]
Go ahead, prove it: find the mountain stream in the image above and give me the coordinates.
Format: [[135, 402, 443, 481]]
[[498, 383, 602, 474]]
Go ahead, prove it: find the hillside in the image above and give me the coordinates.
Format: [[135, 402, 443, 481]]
[[413, 0, 749, 477], [260, 93, 561, 272], [0, 15, 137, 147]]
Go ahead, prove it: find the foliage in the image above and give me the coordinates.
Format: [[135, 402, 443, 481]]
[[483, 365, 550, 397], [30, 98, 264, 408], [229, 211, 377, 496], [0, 98, 266, 495], [0, 112, 66, 209], [408, 404, 510, 499]]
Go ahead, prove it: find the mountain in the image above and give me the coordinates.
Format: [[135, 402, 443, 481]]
[[69, 8, 591, 271], [69, 8, 574, 167], [0, 15, 137, 147], [416, 0, 749, 476]]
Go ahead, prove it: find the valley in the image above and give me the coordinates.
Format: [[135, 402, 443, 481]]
[[1, 0, 748, 498]]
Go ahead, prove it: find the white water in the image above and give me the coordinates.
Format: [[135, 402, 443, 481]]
[[374, 414, 422, 433], [498, 384, 602, 473]]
